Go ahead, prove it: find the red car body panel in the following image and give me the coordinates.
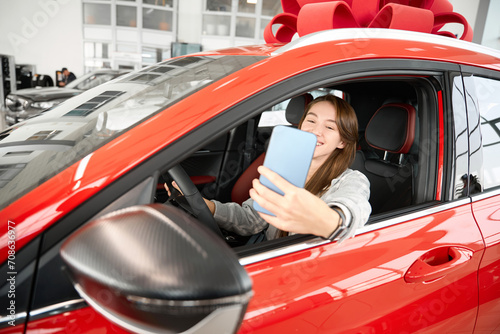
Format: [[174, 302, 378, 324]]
[[25, 307, 126, 334], [472, 196, 500, 333], [239, 205, 484, 333], [1, 33, 500, 333], [19, 204, 485, 334], [0, 325, 23, 334]]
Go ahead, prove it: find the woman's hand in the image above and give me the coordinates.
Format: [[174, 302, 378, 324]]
[[249, 166, 341, 239], [164, 181, 182, 197], [163, 182, 215, 215]]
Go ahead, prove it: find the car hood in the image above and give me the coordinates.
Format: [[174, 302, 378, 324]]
[[12, 87, 82, 101]]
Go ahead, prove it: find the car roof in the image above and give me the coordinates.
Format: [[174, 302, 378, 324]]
[[197, 28, 500, 71], [275, 28, 500, 58]]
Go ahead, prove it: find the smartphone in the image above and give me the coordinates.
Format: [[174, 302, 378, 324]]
[[253, 125, 317, 216]]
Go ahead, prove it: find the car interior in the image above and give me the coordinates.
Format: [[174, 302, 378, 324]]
[[154, 76, 440, 247]]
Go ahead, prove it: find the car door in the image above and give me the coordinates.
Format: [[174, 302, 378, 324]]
[[461, 68, 500, 334], [234, 66, 484, 333], [239, 207, 482, 333]]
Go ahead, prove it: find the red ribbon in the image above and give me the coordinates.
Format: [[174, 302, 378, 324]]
[[264, 0, 473, 43]]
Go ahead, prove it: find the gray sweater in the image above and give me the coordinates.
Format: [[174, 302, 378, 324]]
[[212, 168, 371, 241]]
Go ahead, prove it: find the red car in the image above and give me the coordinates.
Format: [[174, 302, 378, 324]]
[[1, 28, 500, 334]]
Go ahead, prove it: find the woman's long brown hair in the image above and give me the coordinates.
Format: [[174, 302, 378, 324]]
[[298, 94, 359, 196]]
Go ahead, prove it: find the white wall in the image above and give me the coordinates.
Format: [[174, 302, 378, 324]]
[[446, 0, 479, 39], [178, 0, 203, 43], [0, 0, 84, 78], [482, 0, 500, 50]]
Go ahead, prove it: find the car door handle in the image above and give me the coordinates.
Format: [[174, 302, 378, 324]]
[[404, 246, 474, 283]]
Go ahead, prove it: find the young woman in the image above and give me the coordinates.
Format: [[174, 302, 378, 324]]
[[203, 94, 372, 242], [168, 94, 371, 242]]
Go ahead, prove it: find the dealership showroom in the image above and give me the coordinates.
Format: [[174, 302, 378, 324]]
[[0, 0, 499, 130], [3, 0, 500, 333]]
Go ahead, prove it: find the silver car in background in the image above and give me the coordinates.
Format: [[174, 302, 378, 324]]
[[4, 69, 129, 125]]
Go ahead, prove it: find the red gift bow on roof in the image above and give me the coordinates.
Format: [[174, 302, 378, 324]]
[[264, 0, 473, 43]]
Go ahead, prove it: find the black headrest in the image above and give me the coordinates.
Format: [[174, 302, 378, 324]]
[[365, 103, 416, 154], [286, 93, 313, 126]]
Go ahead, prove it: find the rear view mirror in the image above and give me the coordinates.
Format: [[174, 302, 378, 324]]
[[60, 203, 253, 334]]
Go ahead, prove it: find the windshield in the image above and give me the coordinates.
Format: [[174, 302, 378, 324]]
[[66, 71, 120, 90], [0, 55, 266, 209]]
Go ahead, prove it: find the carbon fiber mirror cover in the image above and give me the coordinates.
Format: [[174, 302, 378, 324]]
[[61, 203, 252, 333]]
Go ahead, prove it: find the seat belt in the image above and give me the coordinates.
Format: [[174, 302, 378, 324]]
[[243, 118, 256, 170]]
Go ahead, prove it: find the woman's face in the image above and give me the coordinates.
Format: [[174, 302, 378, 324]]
[[300, 101, 345, 163]]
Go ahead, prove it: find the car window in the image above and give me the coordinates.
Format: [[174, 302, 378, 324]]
[[24, 64, 448, 325], [65, 71, 105, 89], [73, 73, 117, 90], [0, 55, 265, 209], [157, 75, 440, 238], [0, 238, 40, 325], [257, 100, 291, 127], [258, 89, 342, 128], [464, 76, 500, 191], [451, 74, 472, 199]]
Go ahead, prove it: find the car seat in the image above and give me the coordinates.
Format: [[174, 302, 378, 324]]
[[351, 103, 416, 215], [230, 93, 313, 204]]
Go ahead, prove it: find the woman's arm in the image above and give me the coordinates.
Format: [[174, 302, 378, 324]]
[[250, 166, 344, 238], [211, 199, 268, 236], [166, 182, 267, 236], [321, 169, 371, 241], [203, 198, 215, 214], [250, 166, 371, 240]]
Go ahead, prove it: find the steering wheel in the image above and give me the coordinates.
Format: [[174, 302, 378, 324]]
[[164, 165, 223, 238]]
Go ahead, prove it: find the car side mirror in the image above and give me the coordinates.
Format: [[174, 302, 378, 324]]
[[60, 203, 253, 334]]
